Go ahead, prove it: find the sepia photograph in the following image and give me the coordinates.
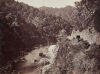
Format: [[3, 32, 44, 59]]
[[0, 0, 100, 74]]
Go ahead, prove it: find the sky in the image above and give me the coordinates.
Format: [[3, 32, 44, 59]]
[[15, 0, 81, 8]]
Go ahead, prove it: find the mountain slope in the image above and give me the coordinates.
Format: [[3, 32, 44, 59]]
[[40, 6, 78, 27], [0, 0, 72, 67]]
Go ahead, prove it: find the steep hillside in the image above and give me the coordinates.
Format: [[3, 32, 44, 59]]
[[44, 0, 100, 74], [40, 6, 77, 20], [0, 0, 72, 67], [40, 6, 78, 27], [0, 0, 100, 74]]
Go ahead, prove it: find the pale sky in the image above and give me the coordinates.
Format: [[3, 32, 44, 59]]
[[15, 0, 81, 8]]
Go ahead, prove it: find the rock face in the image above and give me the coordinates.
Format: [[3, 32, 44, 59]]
[[67, 28, 99, 44], [45, 31, 100, 74]]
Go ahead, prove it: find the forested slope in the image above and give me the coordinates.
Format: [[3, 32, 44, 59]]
[[0, 0, 100, 74], [0, 0, 72, 66]]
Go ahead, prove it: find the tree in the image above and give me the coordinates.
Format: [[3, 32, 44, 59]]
[[75, 0, 100, 32]]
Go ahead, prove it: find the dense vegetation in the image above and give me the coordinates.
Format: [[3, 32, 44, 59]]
[[0, 0, 72, 66], [45, 0, 100, 74], [0, 0, 100, 74]]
